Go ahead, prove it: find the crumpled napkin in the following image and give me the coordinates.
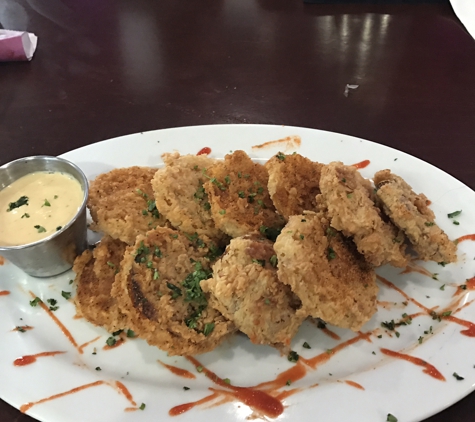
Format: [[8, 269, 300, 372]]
[[0, 29, 38, 62], [450, 0, 475, 41]]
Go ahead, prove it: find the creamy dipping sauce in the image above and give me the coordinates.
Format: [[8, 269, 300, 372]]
[[0, 171, 83, 246]]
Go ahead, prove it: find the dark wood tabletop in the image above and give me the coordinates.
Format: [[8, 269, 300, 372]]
[[1, 0, 475, 421]]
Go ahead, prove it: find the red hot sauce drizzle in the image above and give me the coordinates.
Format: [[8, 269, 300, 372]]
[[197, 147, 211, 156], [378, 276, 475, 337], [0, 255, 4, 265], [456, 234, 475, 243], [28, 291, 81, 353], [20, 380, 138, 414], [169, 356, 285, 418], [14, 351, 66, 367], [158, 360, 196, 379], [0, 290, 10, 296], [351, 160, 370, 169], [380, 348, 445, 381]]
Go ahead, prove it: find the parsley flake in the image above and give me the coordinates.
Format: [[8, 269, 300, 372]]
[[7, 196, 29, 212]]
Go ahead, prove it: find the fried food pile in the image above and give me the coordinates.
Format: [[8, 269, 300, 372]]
[[73, 150, 457, 355]]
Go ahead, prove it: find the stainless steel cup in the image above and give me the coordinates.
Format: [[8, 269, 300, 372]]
[[0, 156, 89, 277]]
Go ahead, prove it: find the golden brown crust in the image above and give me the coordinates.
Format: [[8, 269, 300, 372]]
[[374, 169, 457, 263], [204, 150, 285, 238], [265, 152, 323, 220], [274, 213, 378, 331], [318, 162, 408, 267], [111, 227, 234, 356], [88, 167, 168, 244], [152, 153, 228, 245], [201, 235, 304, 348], [73, 237, 128, 332]]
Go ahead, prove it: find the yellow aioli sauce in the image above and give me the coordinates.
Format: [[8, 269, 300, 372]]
[[0, 171, 83, 246]]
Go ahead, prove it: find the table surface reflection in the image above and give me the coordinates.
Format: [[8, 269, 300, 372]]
[[1, 0, 475, 421]]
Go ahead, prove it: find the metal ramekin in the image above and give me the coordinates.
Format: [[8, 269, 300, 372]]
[[0, 156, 88, 277]]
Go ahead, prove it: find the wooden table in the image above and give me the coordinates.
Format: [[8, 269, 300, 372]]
[[1, 0, 475, 421]]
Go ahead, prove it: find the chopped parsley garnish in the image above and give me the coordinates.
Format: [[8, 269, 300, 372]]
[[167, 282, 182, 299], [287, 351, 299, 363], [56, 226, 62, 231], [219, 209, 226, 215], [326, 227, 336, 237], [139, 403, 146, 411], [327, 247, 336, 260], [276, 152, 285, 161], [302, 342, 311, 349], [134, 241, 150, 263], [238, 191, 245, 198], [453, 372, 464, 381], [224, 378, 231, 384], [203, 323, 215, 336], [346, 193, 352, 199], [386, 414, 398, 422], [107, 261, 115, 268], [30, 297, 42, 307], [341, 178, 346, 183], [16, 326, 26, 333], [7, 196, 29, 212], [43, 199, 51, 207], [453, 221, 460, 225], [425, 222, 435, 227], [183, 386, 190, 391], [154, 247, 162, 257], [21, 213, 30, 219], [126, 329, 135, 338], [286, 380, 292, 386], [418, 336, 424, 344], [106, 337, 117, 347], [300, 234, 304, 240], [447, 210, 462, 218], [182, 261, 212, 330], [224, 175, 231, 185], [252, 259, 266, 267], [441, 311, 452, 317], [54, 195, 58, 199], [381, 320, 396, 331], [438, 261, 447, 267], [153, 269, 160, 280], [269, 255, 278, 267], [440, 284, 445, 291], [61, 291, 71, 300], [95, 367, 101, 371], [194, 184, 206, 200], [34, 225, 46, 233], [196, 366, 204, 373], [47, 298, 59, 311]]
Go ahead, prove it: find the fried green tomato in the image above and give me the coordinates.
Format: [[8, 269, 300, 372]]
[[274, 212, 378, 331], [73, 236, 128, 333], [152, 152, 228, 246], [111, 227, 234, 356], [265, 152, 323, 220], [204, 150, 285, 238], [318, 162, 407, 267], [201, 234, 304, 348], [88, 167, 168, 244], [374, 169, 457, 263]]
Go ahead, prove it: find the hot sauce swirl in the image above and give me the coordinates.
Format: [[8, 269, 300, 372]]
[[351, 159, 370, 169], [197, 147, 211, 156], [380, 348, 445, 381], [0, 290, 10, 296], [14, 351, 65, 366]]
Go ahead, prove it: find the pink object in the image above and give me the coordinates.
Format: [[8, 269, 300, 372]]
[[0, 30, 38, 62]]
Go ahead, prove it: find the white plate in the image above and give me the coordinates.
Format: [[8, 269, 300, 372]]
[[1, 124, 475, 422]]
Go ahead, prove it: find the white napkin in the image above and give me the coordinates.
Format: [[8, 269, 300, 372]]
[[450, 0, 475, 41], [0, 29, 38, 62]]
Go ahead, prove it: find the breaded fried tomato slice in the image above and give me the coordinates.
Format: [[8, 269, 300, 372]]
[[111, 227, 233, 356], [318, 162, 407, 267], [152, 152, 228, 245], [201, 234, 304, 348], [88, 167, 168, 244], [374, 169, 457, 263], [265, 152, 323, 220], [73, 236, 128, 333], [274, 213, 378, 331], [204, 150, 285, 238]]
